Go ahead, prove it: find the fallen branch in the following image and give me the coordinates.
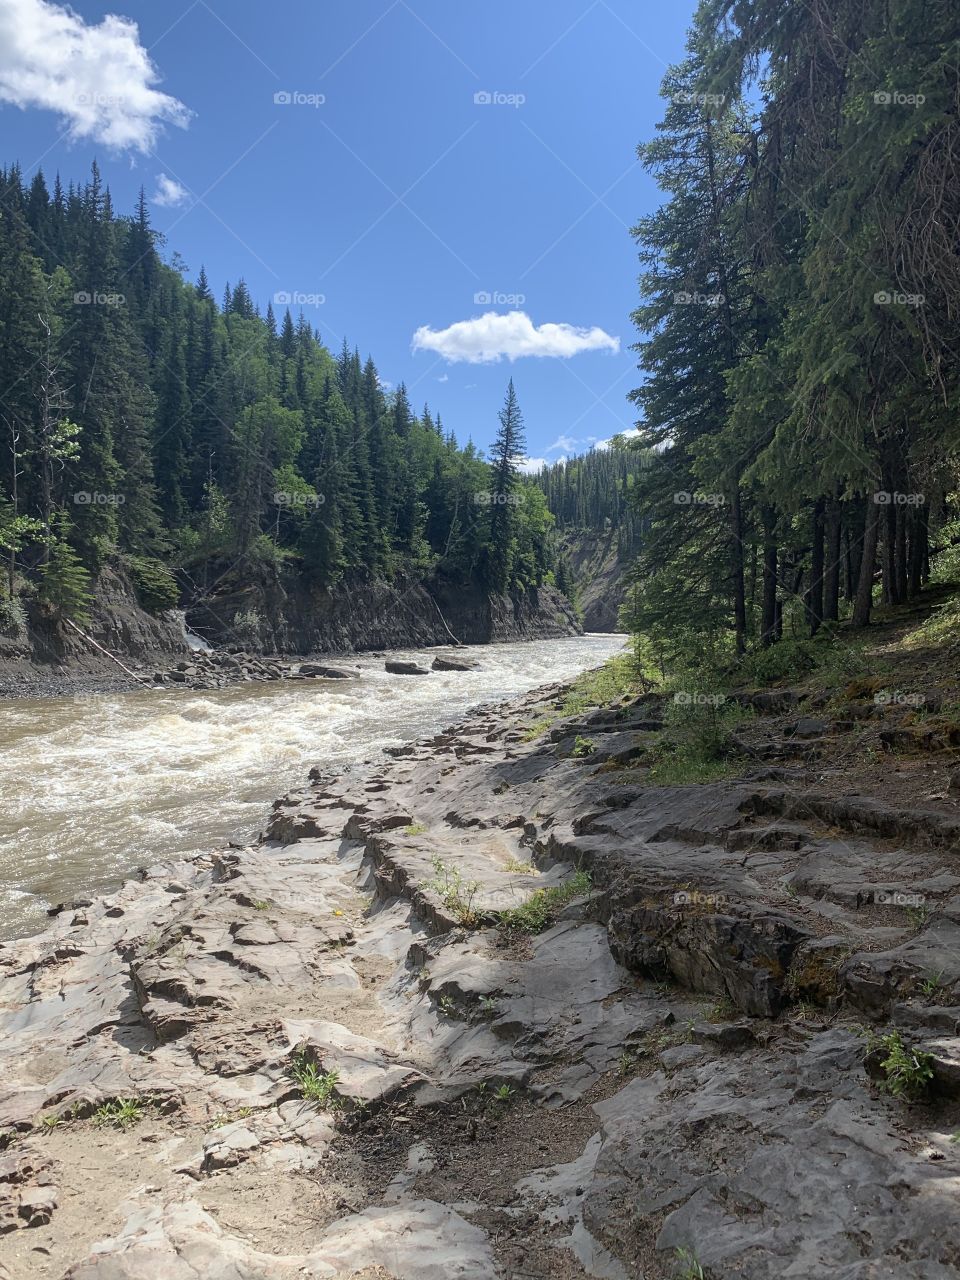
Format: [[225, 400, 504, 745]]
[[432, 597, 462, 646], [63, 618, 150, 685]]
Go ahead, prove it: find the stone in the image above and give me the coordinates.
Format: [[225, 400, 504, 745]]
[[386, 660, 430, 676], [298, 664, 355, 679], [431, 654, 480, 672]]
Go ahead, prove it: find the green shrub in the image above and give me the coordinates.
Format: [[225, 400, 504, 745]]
[[231, 608, 264, 648], [129, 556, 180, 613], [498, 870, 592, 933], [0, 595, 27, 637], [875, 1031, 935, 1100], [39, 536, 93, 623]]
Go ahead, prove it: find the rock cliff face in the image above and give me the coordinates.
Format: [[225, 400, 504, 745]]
[[185, 577, 581, 654], [560, 529, 629, 631], [0, 571, 580, 691], [0, 566, 188, 682]]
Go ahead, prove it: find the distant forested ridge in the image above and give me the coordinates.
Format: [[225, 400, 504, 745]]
[[536, 442, 648, 557], [0, 162, 559, 635], [626, 0, 960, 659]]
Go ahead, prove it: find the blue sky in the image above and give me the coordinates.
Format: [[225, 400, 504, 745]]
[[0, 0, 696, 466]]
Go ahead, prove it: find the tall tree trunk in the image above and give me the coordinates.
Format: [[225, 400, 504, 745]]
[[761, 504, 778, 647], [853, 495, 881, 627], [847, 499, 867, 600], [730, 487, 747, 655], [880, 469, 896, 605], [908, 505, 927, 597], [823, 495, 841, 622], [805, 498, 825, 635], [895, 503, 908, 603]]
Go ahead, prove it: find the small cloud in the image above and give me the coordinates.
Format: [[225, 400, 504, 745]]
[[0, 0, 191, 151], [152, 173, 189, 207], [517, 456, 548, 475], [437, 373, 449, 383], [596, 427, 642, 451], [412, 310, 620, 364], [547, 433, 579, 455]]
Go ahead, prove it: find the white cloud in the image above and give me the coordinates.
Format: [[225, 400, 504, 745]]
[[0, 0, 190, 151], [517, 456, 548, 475], [437, 373, 449, 383], [412, 310, 620, 364], [547, 433, 579, 455], [152, 173, 189, 207], [596, 427, 642, 450]]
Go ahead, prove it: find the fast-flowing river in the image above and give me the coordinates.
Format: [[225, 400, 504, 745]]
[[0, 635, 625, 940]]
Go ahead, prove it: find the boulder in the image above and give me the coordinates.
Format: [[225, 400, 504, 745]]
[[431, 654, 479, 672], [299, 663, 356, 679], [385, 661, 430, 676]]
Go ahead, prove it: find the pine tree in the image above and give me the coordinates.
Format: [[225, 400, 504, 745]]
[[485, 379, 526, 591]]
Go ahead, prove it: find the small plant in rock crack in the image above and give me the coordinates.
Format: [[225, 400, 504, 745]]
[[907, 906, 928, 931], [707, 996, 736, 1022], [617, 1051, 640, 1077], [426, 855, 482, 927], [210, 1106, 252, 1129], [503, 857, 535, 874], [404, 822, 427, 836], [251, 900, 271, 911], [918, 971, 944, 998], [39, 1114, 61, 1131], [290, 1051, 341, 1108], [493, 1084, 515, 1104], [479, 995, 499, 1017], [874, 1031, 935, 1101], [571, 735, 597, 758], [438, 993, 458, 1017], [94, 1098, 145, 1128], [497, 869, 592, 935], [673, 1246, 705, 1279]]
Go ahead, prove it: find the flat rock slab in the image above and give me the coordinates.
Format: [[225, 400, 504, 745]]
[[63, 1198, 499, 1279]]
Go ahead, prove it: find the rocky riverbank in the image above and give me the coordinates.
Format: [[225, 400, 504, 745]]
[[1, 674, 960, 1277], [0, 567, 579, 699]]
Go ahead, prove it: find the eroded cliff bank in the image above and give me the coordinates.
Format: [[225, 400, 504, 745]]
[[0, 569, 580, 697]]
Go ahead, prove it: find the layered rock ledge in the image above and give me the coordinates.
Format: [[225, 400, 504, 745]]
[[1, 681, 959, 1278]]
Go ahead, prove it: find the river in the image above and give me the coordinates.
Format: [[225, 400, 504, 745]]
[[0, 635, 626, 941]]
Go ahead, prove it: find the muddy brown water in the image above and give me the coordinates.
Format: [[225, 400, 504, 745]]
[[0, 635, 626, 940]]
